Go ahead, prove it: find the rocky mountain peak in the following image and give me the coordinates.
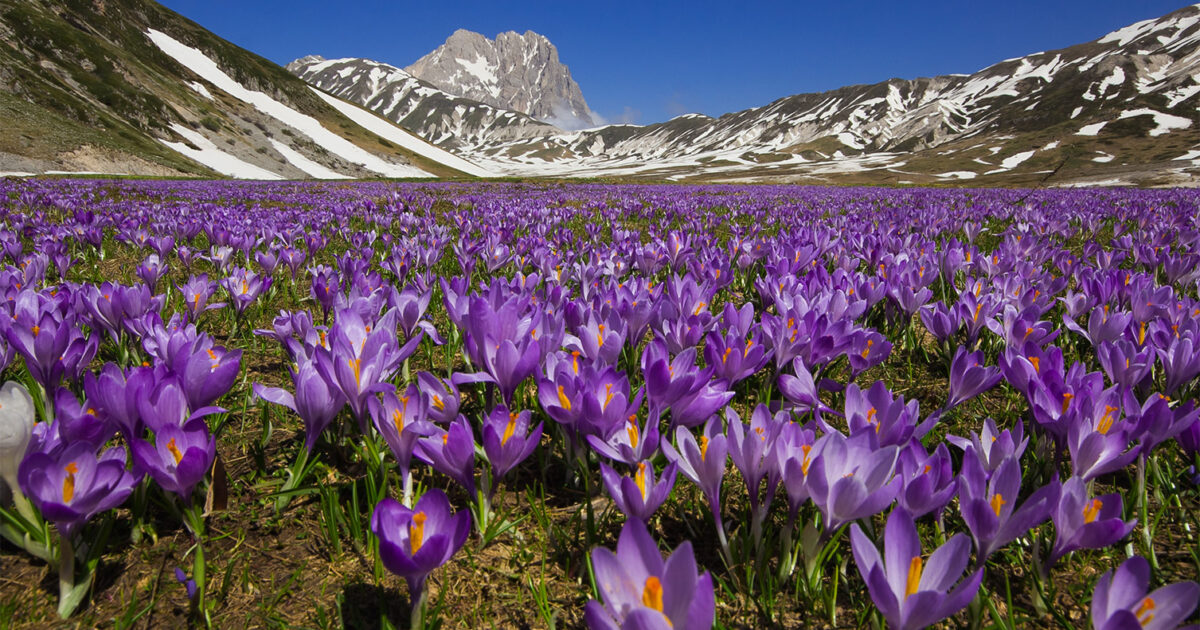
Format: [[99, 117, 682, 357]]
[[404, 29, 596, 130]]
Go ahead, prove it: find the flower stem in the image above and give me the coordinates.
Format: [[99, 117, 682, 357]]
[[57, 534, 75, 618]]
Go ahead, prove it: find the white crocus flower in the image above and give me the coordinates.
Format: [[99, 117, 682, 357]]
[[0, 381, 35, 495]]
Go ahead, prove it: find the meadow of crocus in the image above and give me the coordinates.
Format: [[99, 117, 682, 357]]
[[0, 178, 1198, 629]]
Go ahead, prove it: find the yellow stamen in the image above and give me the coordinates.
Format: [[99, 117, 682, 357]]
[[861, 339, 873, 358], [693, 302, 706, 316], [572, 351, 580, 375], [392, 409, 405, 435], [700, 435, 710, 461], [1135, 597, 1155, 626], [627, 416, 640, 449], [31, 325, 39, 337], [557, 385, 572, 411], [801, 444, 813, 475], [1030, 356, 1040, 374], [1138, 321, 1147, 345], [635, 462, 648, 499], [744, 338, 754, 357], [1098, 406, 1116, 435], [1061, 392, 1074, 414], [410, 512, 427, 554], [63, 462, 78, 503], [349, 358, 362, 388], [167, 438, 184, 466], [990, 493, 1006, 516], [1083, 498, 1102, 524], [641, 576, 664, 612], [603, 384, 614, 412], [905, 556, 923, 599], [502, 412, 517, 446]]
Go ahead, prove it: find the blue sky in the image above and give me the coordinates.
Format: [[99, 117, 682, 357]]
[[159, 0, 1191, 125]]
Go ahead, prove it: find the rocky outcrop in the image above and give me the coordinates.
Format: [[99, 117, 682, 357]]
[[404, 29, 596, 129]]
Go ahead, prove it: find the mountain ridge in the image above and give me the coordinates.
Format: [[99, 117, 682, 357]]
[[289, 3, 1200, 184], [403, 28, 596, 130]]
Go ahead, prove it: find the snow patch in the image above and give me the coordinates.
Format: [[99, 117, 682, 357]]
[[1083, 67, 1125, 101], [836, 132, 864, 150], [937, 171, 977, 179], [1117, 108, 1192, 136], [187, 81, 213, 100], [1000, 150, 1035, 169], [267, 139, 350, 179], [1165, 77, 1200, 108], [1093, 152, 1115, 163], [1077, 121, 1108, 136], [1042, 141, 1059, 150], [1070, 106, 1083, 119], [159, 124, 283, 180], [456, 55, 499, 91]]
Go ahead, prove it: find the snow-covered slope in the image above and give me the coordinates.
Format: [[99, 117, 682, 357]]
[[0, 0, 483, 179], [288, 56, 559, 151], [147, 29, 430, 179]]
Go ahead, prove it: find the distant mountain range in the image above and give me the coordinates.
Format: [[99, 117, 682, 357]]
[[290, 5, 1200, 186], [2, 0, 1199, 185]]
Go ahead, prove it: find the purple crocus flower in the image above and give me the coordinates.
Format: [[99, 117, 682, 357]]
[[727, 404, 784, 534], [777, 357, 835, 418], [416, 371, 461, 425], [175, 567, 198, 602], [169, 335, 242, 411], [177, 274, 226, 320], [600, 459, 678, 523], [842, 380, 931, 448], [896, 442, 958, 522], [1090, 555, 1198, 630], [702, 327, 771, 386], [944, 346, 1003, 411], [130, 418, 215, 503], [587, 411, 660, 466], [584, 518, 715, 630], [414, 415, 477, 496], [849, 508, 983, 630], [480, 405, 542, 482], [83, 363, 153, 438], [254, 358, 347, 454], [662, 420, 727, 528], [1096, 340, 1154, 390], [806, 431, 900, 533], [19, 441, 139, 538], [1066, 389, 1141, 482], [1047, 476, 1135, 570], [538, 356, 639, 448], [946, 418, 1028, 479], [315, 307, 416, 428], [371, 488, 470, 603], [53, 387, 115, 448], [220, 267, 272, 315], [5, 309, 97, 392], [1157, 336, 1200, 397], [959, 451, 1059, 561], [136, 254, 168, 292]]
